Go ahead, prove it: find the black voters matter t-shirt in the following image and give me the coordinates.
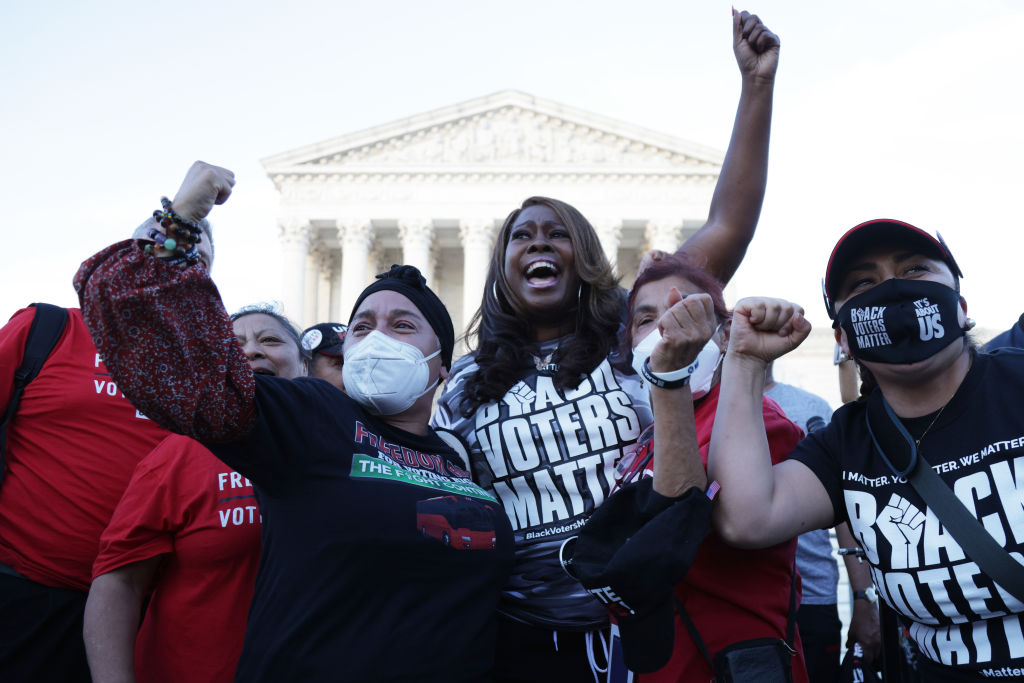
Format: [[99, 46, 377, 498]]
[[433, 342, 653, 629], [209, 375, 514, 683], [791, 350, 1024, 677]]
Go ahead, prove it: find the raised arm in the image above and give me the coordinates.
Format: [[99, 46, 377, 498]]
[[708, 297, 833, 547], [648, 289, 714, 497], [676, 10, 779, 285], [73, 162, 255, 442]]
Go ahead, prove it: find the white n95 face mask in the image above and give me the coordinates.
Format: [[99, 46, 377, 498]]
[[630, 327, 662, 378], [342, 330, 440, 415], [631, 326, 723, 400]]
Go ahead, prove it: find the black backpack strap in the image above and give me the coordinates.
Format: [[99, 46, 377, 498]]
[[673, 557, 800, 671], [673, 595, 715, 668], [0, 303, 69, 488]]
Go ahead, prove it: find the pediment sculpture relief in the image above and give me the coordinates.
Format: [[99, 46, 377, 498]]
[[301, 108, 713, 169]]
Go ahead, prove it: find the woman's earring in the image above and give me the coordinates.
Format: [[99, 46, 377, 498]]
[[965, 317, 977, 331], [492, 282, 500, 303]]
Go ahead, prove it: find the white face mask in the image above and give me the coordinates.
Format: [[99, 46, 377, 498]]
[[342, 330, 441, 415], [630, 327, 662, 378], [630, 326, 724, 400]]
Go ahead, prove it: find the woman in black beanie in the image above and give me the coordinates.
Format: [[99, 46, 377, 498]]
[[75, 161, 514, 683]]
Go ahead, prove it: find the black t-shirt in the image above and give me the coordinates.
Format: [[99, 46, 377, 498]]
[[791, 350, 1024, 677], [984, 314, 1024, 353], [210, 375, 515, 682]]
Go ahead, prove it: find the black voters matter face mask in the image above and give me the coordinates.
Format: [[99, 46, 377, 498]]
[[837, 278, 964, 365]]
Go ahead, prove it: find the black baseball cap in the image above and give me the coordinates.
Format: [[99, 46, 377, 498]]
[[301, 323, 347, 357], [840, 641, 880, 682], [823, 219, 963, 319], [560, 478, 711, 673]]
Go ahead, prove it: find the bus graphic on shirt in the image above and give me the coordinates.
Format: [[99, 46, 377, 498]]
[[416, 495, 498, 550]]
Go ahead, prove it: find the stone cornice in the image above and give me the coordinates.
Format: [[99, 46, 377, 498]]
[[267, 169, 719, 185], [262, 90, 722, 169], [261, 93, 725, 195]]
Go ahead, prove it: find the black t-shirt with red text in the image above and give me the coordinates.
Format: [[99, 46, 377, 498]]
[[212, 375, 514, 683]]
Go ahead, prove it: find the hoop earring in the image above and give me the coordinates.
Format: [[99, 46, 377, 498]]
[[492, 282, 500, 303], [575, 282, 585, 334]]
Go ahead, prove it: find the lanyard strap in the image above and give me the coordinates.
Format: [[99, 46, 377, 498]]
[[866, 392, 1024, 604]]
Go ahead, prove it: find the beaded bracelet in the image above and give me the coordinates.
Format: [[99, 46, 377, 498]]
[[159, 249, 200, 266], [144, 197, 204, 264], [144, 228, 200, 264], [159, 196, 203, 232], [153, 197, 203, 247]]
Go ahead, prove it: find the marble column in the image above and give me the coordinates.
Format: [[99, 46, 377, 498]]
[[645, 218, 681, 253], [367, 244, 387, 280], [429, 243, 442, 289], [315, 246, 333, 323], [594, 219, 622, 272], [278, 218, 312, 324], [338, 219, 373, 318], [460, 218, 496, 332], [304, 247, 320, 325], [398, 218, 435, 285], [329, 254, 343, 321]]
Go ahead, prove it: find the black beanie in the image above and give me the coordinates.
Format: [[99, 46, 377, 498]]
[[348, 264, 455, 368]]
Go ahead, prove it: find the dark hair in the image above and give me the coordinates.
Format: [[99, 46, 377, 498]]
[[229, 303, 307, 362], [617, 253, 731, 366], [459, 197, 623, 413]]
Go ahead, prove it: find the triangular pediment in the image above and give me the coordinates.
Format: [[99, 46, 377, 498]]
[[262, 90, 722, 183]]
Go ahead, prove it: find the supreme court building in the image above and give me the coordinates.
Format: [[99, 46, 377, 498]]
[[262, 90, 726, 336]]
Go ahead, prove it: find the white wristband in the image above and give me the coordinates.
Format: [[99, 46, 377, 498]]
[[640, 357, 699, 389], [647, 356, 699, 382]]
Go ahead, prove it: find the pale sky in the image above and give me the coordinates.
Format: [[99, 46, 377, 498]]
[[2, 0, 1021, 336]]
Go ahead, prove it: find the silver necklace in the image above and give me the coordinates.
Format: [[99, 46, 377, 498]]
[[914, 401, 949, 449]]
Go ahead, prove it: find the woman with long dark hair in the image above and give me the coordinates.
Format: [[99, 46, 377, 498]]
[[433, 10, 782, 679]]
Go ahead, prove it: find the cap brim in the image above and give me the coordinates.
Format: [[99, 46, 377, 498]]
[[302, 323, 348, 355], [826, 220, 943, 297], [618, 599, 676, 673], [824, 219, 957, 315]]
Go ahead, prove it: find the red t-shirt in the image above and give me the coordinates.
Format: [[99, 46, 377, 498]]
[[0, 307, 167, 590], [638, 385, 809, 683], [94, 434, 261, 683]]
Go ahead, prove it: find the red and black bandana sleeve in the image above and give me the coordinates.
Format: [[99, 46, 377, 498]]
[[74, 239, 256, 443]]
